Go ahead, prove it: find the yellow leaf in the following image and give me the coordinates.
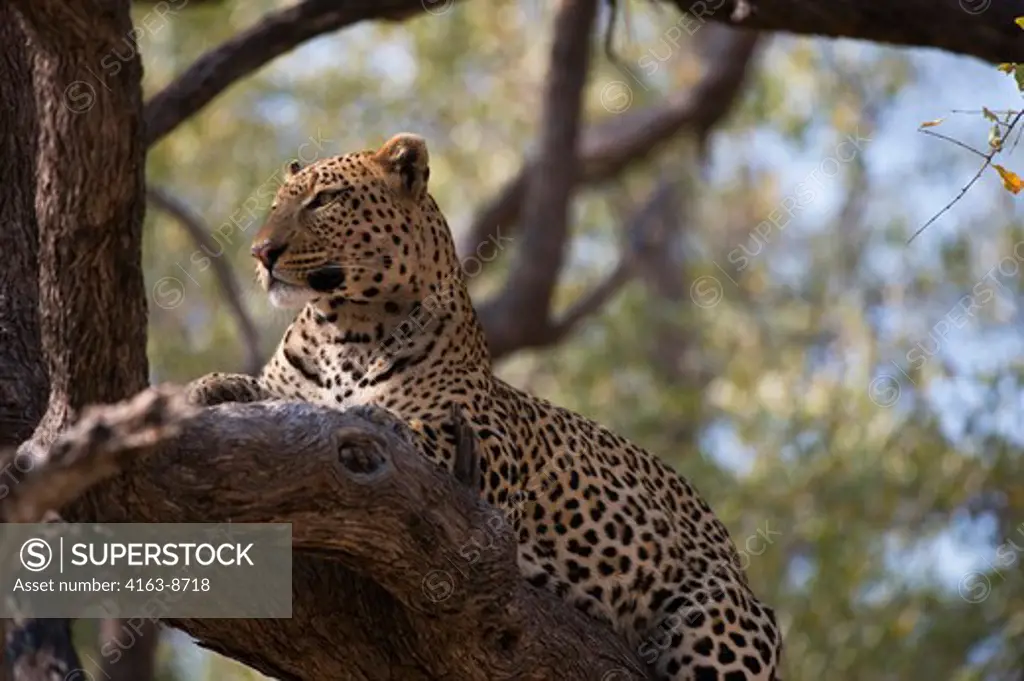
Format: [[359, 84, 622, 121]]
[[1016, 16, 1024, 29], [919, 118, 944, 128], [998, 63, 1017, 74], [994, 164, 1023, 195], [983, 107, 999, 122]]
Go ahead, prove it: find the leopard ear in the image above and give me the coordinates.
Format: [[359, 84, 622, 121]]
[[284, 159, 303, 181], [374, 133, 429, 200]]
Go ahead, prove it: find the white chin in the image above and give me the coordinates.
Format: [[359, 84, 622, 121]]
[[267, 281, 317, 309]]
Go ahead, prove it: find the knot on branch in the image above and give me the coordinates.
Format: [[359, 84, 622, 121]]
[[330, 405, 414, 482], [332, 428, 392, 481]]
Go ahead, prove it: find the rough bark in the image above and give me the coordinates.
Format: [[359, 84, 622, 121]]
[[669, 0, 1024, 65], [97, 619, 160, 681], [0, 9, 58, 681], [10, 0, 149, 449], [0, 6, 46, 449], [2, 2, 149, 679], [3, 390, 653, 681]]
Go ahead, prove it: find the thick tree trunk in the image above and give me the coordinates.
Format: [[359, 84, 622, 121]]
[[10, 0, 149, 450], [0, 9, 68, 681], [0, 5, 46, 450], [2, 2, 150, 680]]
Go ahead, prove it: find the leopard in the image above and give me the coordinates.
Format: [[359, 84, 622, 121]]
[[186, 133, 783, 681]]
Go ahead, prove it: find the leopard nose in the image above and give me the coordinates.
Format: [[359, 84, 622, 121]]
[[252, 239, 287, 270]]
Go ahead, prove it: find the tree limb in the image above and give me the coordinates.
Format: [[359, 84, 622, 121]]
[[144, 0, 464, 148], [146, 187, 263, 375], [476, 27, 760, 360], [145, 0, 1024, 154], [484, 175, 680, 358], [10, 0, 150, 448], [474, 0, 597, 359], [459, 27, 761, 263], [665, 0, 1024, 65], [7, 388, 654, 681], [1, 387, 191, 524]]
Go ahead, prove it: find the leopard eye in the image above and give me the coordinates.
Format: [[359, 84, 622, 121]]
[[306, 187, 350, 211]]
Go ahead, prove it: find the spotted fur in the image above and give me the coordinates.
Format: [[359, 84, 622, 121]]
[[188, 134, 783, 681]]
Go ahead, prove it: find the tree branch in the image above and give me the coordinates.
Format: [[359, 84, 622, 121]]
[[1, 387, 191, 524], [474, 0, 598, 359], [144, 0, 462, 148], [146, 0, 1024, 153], [486, 175, 680, 358], [8, 389, 654, 681], [10, 0, 150, 448], [146, 187, 263, 375], [476, 27, 760, 360], [665, 0, 1024, 65], [459, 27, 760, 262]]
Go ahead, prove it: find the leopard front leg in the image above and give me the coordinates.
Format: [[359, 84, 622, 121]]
[[185, 372, 271, 407]]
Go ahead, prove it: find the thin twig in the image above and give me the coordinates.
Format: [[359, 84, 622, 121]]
[[908, 161, 994, 244], [917, 129, 989, 161], [950, 109, 1020, 116], [909, 110, 1024, 244]]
